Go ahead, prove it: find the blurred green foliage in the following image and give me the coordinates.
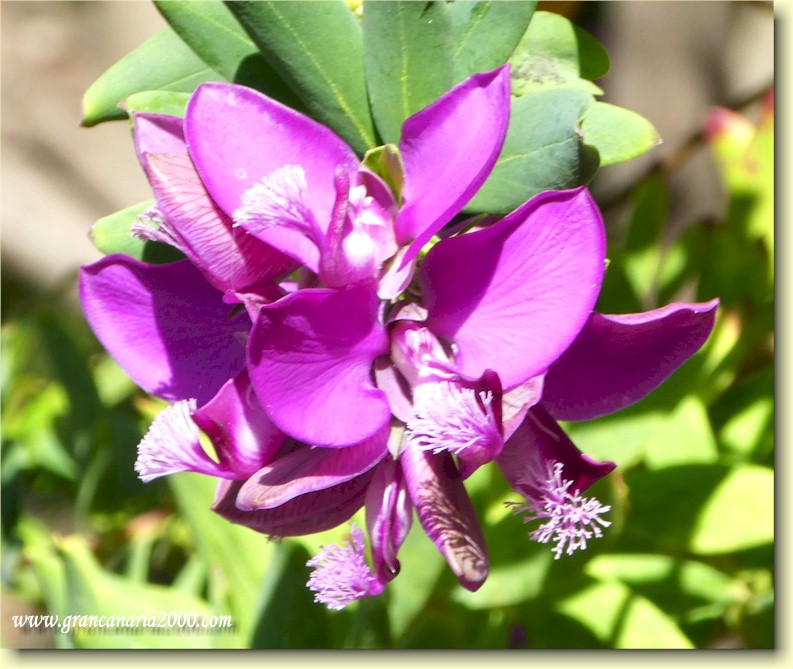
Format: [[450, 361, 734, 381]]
[[1, 0, 772, 649]]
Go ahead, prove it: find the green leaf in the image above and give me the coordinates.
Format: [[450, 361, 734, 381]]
[[509, 10, 609, 96], [556, 580, 694, 648], [123, 90, 191, 118], [363, 1, 453, 144], [248, 542, 334, 648], [362, 144, 405, 205], [451, 545, 552, 610], [465, 87, 598, 214], [226, 0, 376, 154], [690, 464, 774, 554], [90, 200, 184, 263], [168, 473, 276, 643], [580, 102, 661, 166], [154, 0, 301, 108], [448, 0, 536, 85], [586, 554, 734, 617], [643, 396, 719, 469], [28, 534, 217, 649], [386, 517, 446, 641], [718, 395, 774, 460], [82, 28, 221, 127], [616, 464, 730, 553]]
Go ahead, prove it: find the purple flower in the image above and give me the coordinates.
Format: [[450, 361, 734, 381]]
[[79, 64, 719, 612]]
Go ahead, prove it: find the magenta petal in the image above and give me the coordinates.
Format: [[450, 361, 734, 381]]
[[502, 376, 545, 442], [142, 151, 296, 290], [498, 406, 616, 497], [192, 370, 286, 478], [80, 257, 248, 404], [373, 356, 413, 423], [455, 370, 504, 480], [542, 299, 720, 421], [235, 424, 389, 510], [133, 112, 186, 156], [185, 82, 358, 226], [400, 446, 489, 591], [421, 187, 606, 390], [365, 457, 413, 583], [212, 472, 373, 537], [134, 113, 295, 289], [396, 66, 511, 261], [247, 284, 391, 447]]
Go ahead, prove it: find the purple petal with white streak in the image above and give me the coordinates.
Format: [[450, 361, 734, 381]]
[[143, 152, 296, 289], [185, 82, 358, 230], [400, 445, 489, 591], [235, 424, 389, 510], [365, 457, 413, 583], [212, 471, 374, 537]]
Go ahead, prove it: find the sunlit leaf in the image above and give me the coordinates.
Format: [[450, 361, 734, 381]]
[[123, 90, 191, 118], [580, 102, 661, 166], [643, 396, 718, 469], [718, 395, 773, 462], [690, 464, 773, 554], [509, 10, 609, 96], [89, 200, 184, 263], [586, 554, 734, 617], [82, 28, 220, 127], [556, 580, 694, 648]]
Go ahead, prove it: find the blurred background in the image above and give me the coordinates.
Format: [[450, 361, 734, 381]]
[[1, 0, 774, 649]]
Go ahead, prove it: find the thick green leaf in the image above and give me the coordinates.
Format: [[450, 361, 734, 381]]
[[90, 200, 184, 263], [123, 90, 191, 118], [168, 472, 275, 642], [509, 10, 609, 96], [690, 464, 774, 554], [448, 0, 536, 85], [226, 0, 376, 154], [580, 102, 661, 166], [82, 28, 221, 127], [465, 87, 598, 214], [363, 1, 453, 144], [154, 0, 300, 108], [556, 580, 694, 648]]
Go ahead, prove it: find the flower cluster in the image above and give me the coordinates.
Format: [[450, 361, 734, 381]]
[[80, 65, 718, 609]]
